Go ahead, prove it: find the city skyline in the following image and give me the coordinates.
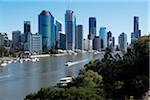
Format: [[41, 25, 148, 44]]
[[0, 0, 149, 44]]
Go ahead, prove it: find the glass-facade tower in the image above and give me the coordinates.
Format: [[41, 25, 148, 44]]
[[99, 27, 107, 49], [55, 20, 62, 48], [39, 10, 51, 52], [65, 10, 75, 50], [76, 25, 83, 50], [24, 21, 31, 43], [50, 14, 55, 49], [88, 17, 96, 40]]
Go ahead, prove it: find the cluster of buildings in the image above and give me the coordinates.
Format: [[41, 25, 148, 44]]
[[0, 9, 141, 54]]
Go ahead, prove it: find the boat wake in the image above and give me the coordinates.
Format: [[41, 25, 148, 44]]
[[65, 59, 88, 66]]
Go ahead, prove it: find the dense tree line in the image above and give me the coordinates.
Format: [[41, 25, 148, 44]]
[[25, 36, 149, 100]]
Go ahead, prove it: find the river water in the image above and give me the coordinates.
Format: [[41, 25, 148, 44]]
[[0, 52, 104, 100]]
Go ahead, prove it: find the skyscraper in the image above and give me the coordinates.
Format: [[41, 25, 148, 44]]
[[65, 10, 75, 50], [88, 17, 96, 40], [39, 10, 52, 52], [134, 16, 141, 38], [118, 32, 127, 52], [99, 27, 107, 49], [75, 25, 83, 50], [49, 13, 55, 49], [131, 16, 141, 44], [24, 21, 31, 43], [55, 20, 62, 48]]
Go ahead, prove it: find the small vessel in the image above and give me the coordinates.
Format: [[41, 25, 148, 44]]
[[1, 62, 7, 66], [19, 59, 24, 63], [8, 60, 12, 64], [31, 58, 39, 62], [13, 60, 17, 63], [57, 76, 72, 87], [24, 58, 30, 62], [65, 62, 74, 66]]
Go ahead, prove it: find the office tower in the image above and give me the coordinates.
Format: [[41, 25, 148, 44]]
[[12, 30, 21, 50], [65, 10, 75, 50], [28, 33, 42, 54], [39, 10, 51, 52], [55, 20, 62, 48], [60, 32, 66, 50], [24, 21, 31, 33], [131, 16, 141, 44], [76, 25, 83, 50], [93, 36, 100, 50], [134, 16, 141, 38], [50, 14, 55, 49], [24, 21, 31, 43], [99, 27, 107, 49], [118, 32, 127, 52], [88, 17, 96, 40]]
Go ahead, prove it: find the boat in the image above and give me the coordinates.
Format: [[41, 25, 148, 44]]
[[65, 62, 76, 66], [19, 59, 24, 63], [65, 59, 88, 66], [24, 58, 30, 62], [8, 60, 12, 64], [13, 60, 17, 63], [31, 58, 39, 62], [57, 76, 73, 87], [1, 62, 7, 66]]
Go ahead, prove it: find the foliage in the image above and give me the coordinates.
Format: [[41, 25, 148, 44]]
[[25, 87, 103, 100]]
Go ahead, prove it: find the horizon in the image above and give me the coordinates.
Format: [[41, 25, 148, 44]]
[[0, 0, 149, 45]]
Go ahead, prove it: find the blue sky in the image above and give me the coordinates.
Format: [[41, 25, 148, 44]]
[[0, 0, 149, 44]]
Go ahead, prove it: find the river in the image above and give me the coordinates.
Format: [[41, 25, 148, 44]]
[[0, 52, 104, 100]]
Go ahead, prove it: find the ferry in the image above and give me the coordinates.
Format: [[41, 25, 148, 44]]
[[57, 76, 73, 87]]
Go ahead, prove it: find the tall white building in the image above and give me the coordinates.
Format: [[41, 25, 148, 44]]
[[65, 10, 76, 50], [28, 33, 42, 54]]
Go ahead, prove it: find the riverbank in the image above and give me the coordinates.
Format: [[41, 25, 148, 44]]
[[0, 57, 17, 62], [30, 54, 50, 58]]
